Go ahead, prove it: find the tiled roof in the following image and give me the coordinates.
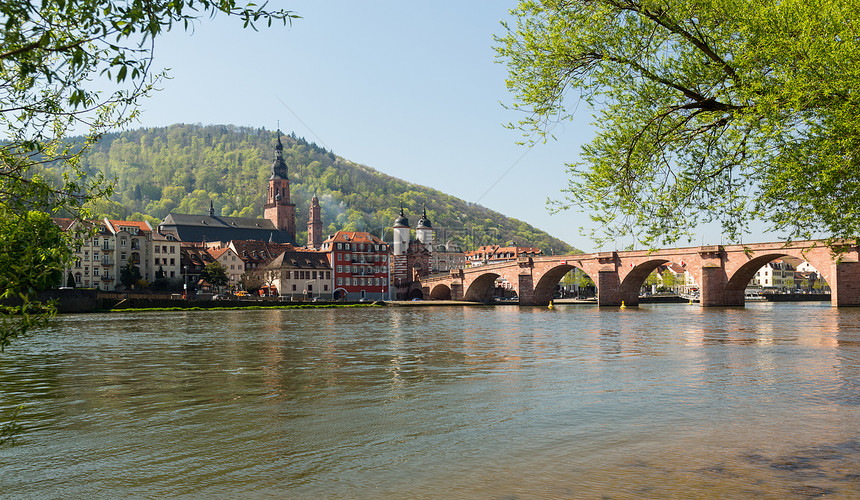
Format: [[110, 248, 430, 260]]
[[229, 240, 295, 265], [265, 250, 331, 270], [106, 219, 152, 234], [51, 218, 75, 231], [208, 247, 231, 260], [321, 231, 385, 245]]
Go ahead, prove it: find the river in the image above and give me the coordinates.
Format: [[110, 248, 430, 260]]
[[1, 303, 859, 498]]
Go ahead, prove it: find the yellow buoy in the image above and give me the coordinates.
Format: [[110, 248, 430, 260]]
[[620, 301, 626, 309], [548, 301, 554, 310]]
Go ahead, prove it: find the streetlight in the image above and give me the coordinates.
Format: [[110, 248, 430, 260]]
[[183, 265, 188, 299]]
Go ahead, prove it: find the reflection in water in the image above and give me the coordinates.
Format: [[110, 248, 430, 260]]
[[0, 304, 858, 498]]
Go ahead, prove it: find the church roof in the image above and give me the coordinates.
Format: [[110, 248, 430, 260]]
[[159, 213, 296, 245]]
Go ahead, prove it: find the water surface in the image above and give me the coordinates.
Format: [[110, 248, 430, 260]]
[[1, 303, 858, 498]]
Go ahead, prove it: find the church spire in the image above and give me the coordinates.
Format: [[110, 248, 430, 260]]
[[270, 130, 288, 180]]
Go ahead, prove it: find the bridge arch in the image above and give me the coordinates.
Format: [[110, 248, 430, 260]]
[[614, 259, 672, 305], [726, 253, 831, 297], [429, 283, 452, 300], [463, 272, 500, 302], [533, 264, 582, 304]]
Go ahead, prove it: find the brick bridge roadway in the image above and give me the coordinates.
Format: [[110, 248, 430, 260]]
[[420, 240, 860, 307]]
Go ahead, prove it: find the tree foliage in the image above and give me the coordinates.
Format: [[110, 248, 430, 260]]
[[119, 260, 142, 289], [200, 262, 229, 288], [0, 1, 295, 349], [0, 210, 69, 351], [73, 124, 577, 254], [497, 0, 860, 246]]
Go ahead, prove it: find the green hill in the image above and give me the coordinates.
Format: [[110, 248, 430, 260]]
[[76, 123, 577, 253]]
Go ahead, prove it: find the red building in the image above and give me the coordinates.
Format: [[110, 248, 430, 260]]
[[321, 231, 389, 301]]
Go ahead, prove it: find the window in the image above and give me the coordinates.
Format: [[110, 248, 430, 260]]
[[323, 285, 328, 291], [292, 284, 297, 291], [120, 237, 127, 247], [345, 265, 350, 273], [170, 258, 175, 266], [170, 271, 175, 278], [312, 271, 317, 279], [337, 265, 342, 273], [337, 277, 342, 286], [84, 251, 89, 261], [75, 273, 81, 283], [170, 246, 175, 254], [84, 268, 89, 277], [346, 278, 351, 285], [75, 259, 81, 268], [326, 271, 330, 279], [94, 268, 99, 277], [120, 252, 126, 261], [94, 252, 99, 261], [308, 284, 313, 292], [336, 243, 341, 250]]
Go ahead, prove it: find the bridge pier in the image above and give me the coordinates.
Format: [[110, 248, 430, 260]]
[[450, 282, 463, 301], [832, 260, 860, 306], [517, 274, 536, 305], [700, 265, 742, 306], [596, 268, 622, 307]]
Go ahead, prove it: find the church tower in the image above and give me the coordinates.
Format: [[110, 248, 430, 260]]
[[415, 204, 433, 252], [307, 194, 322, 249], [263, 132, 296, 239]]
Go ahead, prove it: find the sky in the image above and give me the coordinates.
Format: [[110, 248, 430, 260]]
[[130, 1, 777, 253]]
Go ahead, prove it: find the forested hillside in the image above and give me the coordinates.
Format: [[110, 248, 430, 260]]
[[75, 124, 576, 253]]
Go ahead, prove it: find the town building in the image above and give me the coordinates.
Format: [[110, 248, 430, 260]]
[[207, 246, 244, 289], [751, 260, 796, 292], [151, 231, 182, 281], [217, 240, 294, 274], [321, 231, 389, 301], [258, 249, 332, 300], [431, 240, 466, 272], [57, 217, 181, 291], [179, 243, 215, 291]]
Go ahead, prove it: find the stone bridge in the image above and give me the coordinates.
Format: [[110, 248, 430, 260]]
[[420, 240, 860, 307]]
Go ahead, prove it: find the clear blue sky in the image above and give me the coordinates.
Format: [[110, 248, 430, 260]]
[[133, 1, 777, 252]]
